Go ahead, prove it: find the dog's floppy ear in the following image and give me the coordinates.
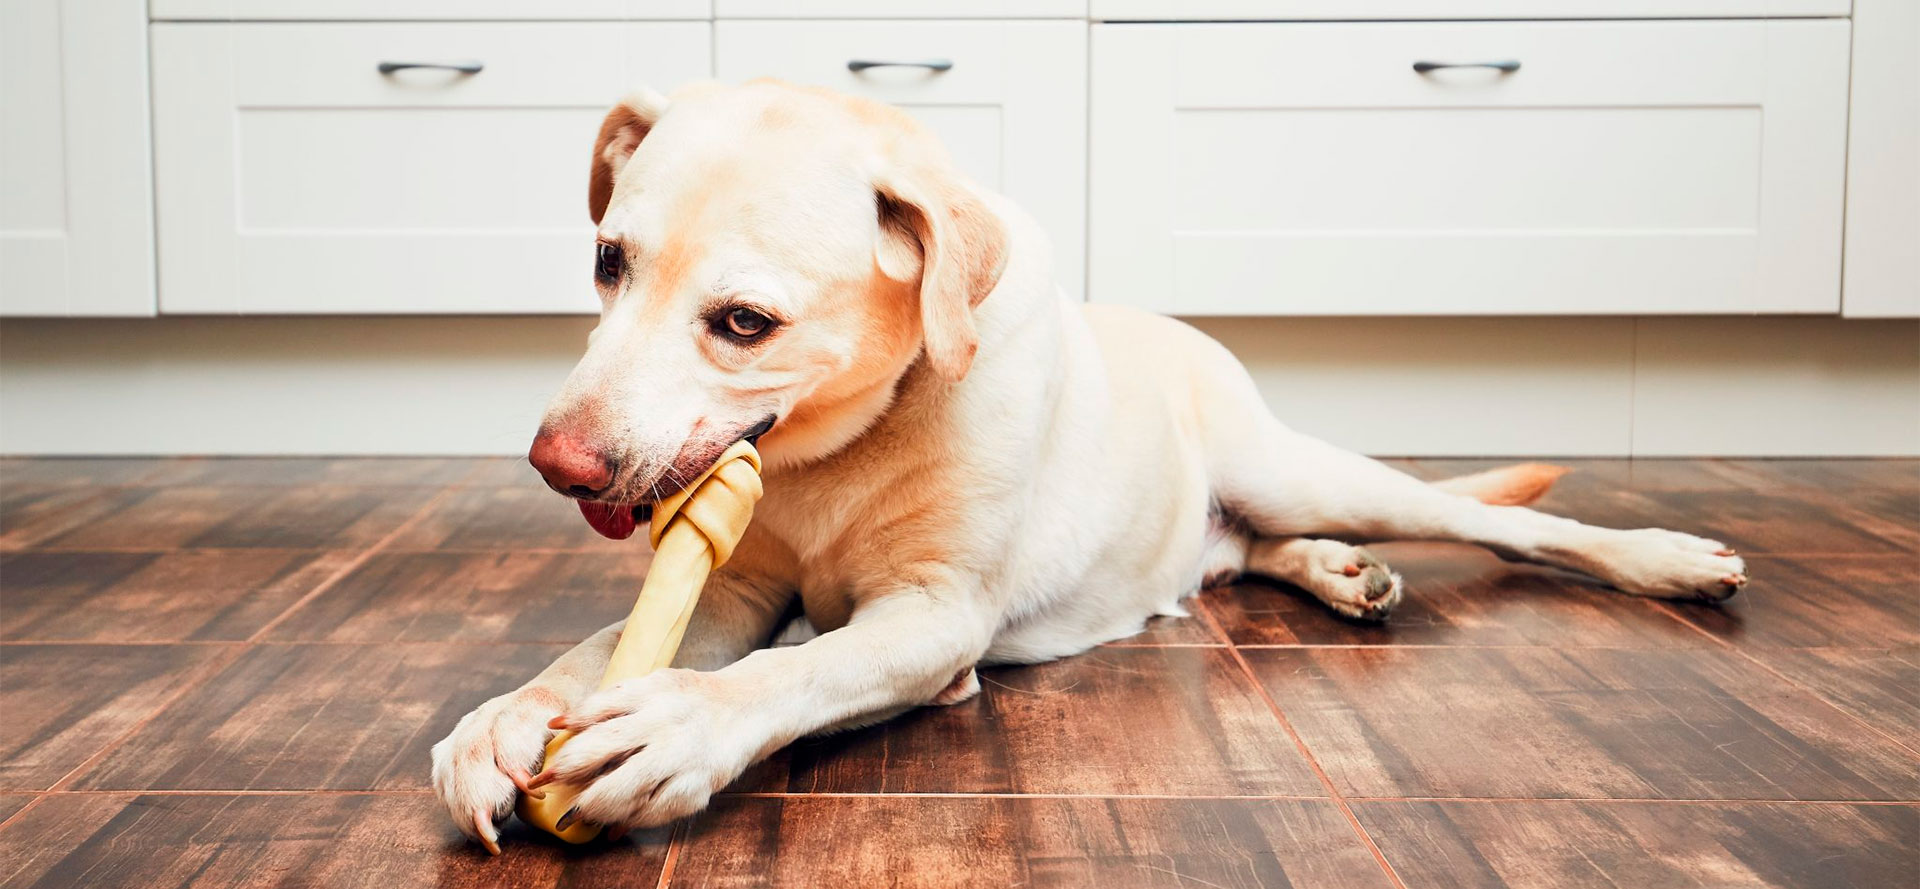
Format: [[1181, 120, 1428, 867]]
[[587, 88, 670, 224], [873, 148, 1009, 382]]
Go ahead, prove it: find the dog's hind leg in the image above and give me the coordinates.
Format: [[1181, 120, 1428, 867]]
[[1209, 419, 1745, 601], [1181, 348, 1745, 603]]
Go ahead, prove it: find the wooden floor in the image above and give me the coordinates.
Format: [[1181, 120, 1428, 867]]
[[0, 457, 1914, 888]]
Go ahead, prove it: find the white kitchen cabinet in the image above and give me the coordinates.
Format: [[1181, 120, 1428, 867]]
[[1842, 0, 1920, 319], [0, 0, 155, 317], [718, 1, 1085, 17], [1092, 0, 1851, 20], [150, 22, 710, 314], [150, 0, 711, 20], [1090, 20, 1851, 315], [717, 20, 1088, 297]]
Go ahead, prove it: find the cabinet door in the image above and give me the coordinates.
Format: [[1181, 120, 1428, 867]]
[[1842, 0, 1920, 318], [1090, 21, 1850, 315], [0, 0, 155, 317], [151, 23, 710, 314], [717, 20, 1088, 297]]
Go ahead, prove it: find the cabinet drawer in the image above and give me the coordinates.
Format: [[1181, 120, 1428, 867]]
[[150, 1, 711, 21], [1091, 0, 1850, 20], [1090, 20, 1850, 315], [717, 20, 1087, 296], [152, 23, 711, 314]]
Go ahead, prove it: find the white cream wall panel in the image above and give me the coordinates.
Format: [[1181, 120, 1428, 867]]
[[1092, 0, 1851, 20], [0, 0, 154, 317], [717, 20, 1089, 297], [1090, 21, 1850, 316], [1841, 0, 1920, 318], [8, 316, 1913, 456], [151, 22, 711, 314], [149, 1, 711, 20]]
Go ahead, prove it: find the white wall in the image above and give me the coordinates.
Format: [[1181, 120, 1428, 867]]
[[1, 315, 1915, 457]]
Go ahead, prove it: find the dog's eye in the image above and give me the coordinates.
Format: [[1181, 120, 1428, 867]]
[[594, 242, 624, 288], [718, 307, 774, 341]]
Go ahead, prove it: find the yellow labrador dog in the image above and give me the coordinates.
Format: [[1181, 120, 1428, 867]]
[[432, 80, 1747, 849]]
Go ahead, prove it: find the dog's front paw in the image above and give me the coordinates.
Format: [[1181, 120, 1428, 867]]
[[1589, 528, 1748, 601], [430, 684, 568, 854], [534, 669, 759, 833]]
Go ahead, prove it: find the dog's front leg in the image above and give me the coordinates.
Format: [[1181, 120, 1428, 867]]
[[536, 578, 993, 832], [431, 569, 790, 850]]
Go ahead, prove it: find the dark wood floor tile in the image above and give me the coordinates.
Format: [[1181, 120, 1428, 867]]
[[0, 793, 671, 889], [0, 795, 35, 824], [389, 486, 629, 551], [264, 551, 646, 643], [69, 642, 565, 791], [679, 796, 1390, 889], [1210, 542, 1710, 648], [1356, 800, 1918, 889], [1244, 647, 1920, 800], [1845, 484, 1920, 539], [31, 486, 423, 550], [736, 647, 1324, 796], [0, 458, 179, 487], [1540, 488, 1915, 554], [0, 644, 237, 791], [0, 485, 117, 550], [135, 457, 486, 488], [0, 550, 353, 642], [1675, 556, 1920, 649], [458, 457, 543, 487], [1722, 459, 1920, 492], [1749, 648, 1919, 744]]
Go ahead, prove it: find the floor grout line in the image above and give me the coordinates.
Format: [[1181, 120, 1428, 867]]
[[0, 639, 598, 647], [1195, 599, 1410, 889], [1343, 797, 1920, 806], [654, 820, 687, 889]]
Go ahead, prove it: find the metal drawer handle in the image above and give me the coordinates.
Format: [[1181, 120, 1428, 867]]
[[378, 60, 485, 75], [1413, 60, 1520, 74], [847, 58, 954, 73]]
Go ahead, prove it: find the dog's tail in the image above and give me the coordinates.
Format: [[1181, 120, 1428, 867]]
[[1430, 463, 1570, 506]]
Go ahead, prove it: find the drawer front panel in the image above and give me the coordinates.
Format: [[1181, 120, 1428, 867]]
[[718, 1, 1086, 17], [153, 23, 711, 315], [151, 1, 711, 21], [717, 20, 1088, 296], [1092, 0, 1852, 20], [1090, 21, 1849, 315]]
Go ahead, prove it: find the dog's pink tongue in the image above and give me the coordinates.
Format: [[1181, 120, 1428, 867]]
[[578, 501, 637, 540]]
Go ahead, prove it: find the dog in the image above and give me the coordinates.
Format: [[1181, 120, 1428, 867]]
[[431, 80, 1748, 851]]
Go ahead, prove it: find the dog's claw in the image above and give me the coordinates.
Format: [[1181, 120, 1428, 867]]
[[1721, 574, 1746, 587], [1716, 548, 1737, 557], [555, 807, 580, 832], [527, 770, 556, 790], [473, 808, 500, 856], [1341, 564, 1361, 577], [505, 764, 544, 800]]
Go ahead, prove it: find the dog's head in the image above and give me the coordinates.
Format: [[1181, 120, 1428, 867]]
[[530, 81, 1008, 538]]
